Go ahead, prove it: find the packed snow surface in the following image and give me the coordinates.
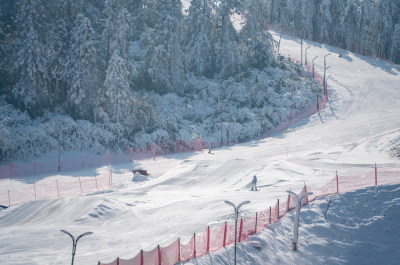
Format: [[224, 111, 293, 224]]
[[0, 33, 400, 264]]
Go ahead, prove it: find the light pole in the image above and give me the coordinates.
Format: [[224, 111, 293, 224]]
[[323, 53, 332, 90], [312, 56, 318, 78], [286, 191, 313, 251], [60, 230, 93, 265], [278, 33, 284, 53], [58, 127, 69, 172], [224, 200, 250, 265], [305, 45, 311, 66], [325, 74, 332, 98], [300, 38, 303, 66]]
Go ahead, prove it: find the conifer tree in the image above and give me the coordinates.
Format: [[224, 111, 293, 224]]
[[11, 0, 50, 116], [145, 0, 185, 94], [68, 13, 99, 121], [214, 0, 243, 78], [183, 0, 215, 77], [240, 0, 274, 69], [104, 8, 135, 123]]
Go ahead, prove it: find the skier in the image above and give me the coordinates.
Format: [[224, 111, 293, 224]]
[[251, 175, 257, 191]]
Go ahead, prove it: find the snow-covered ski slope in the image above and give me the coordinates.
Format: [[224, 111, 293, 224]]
[[1, 33, 400, 265]]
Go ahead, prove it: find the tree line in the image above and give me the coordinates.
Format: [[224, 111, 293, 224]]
[[0, 0, 274, 127], [267, 0, 400, 63]]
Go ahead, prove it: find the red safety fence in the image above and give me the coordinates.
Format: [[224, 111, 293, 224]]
[[0, 138, 204, 180], [98, 166, 400, 265], [0, 171, 112, 207]]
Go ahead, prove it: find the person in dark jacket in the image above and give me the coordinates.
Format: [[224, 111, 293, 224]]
[[251, 175, 257, 191]]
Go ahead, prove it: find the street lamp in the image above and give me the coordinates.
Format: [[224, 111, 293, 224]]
[[325, 74, 332, 98], [58, 127, 69, 172], [60, 230, 93, 265], [312, 56, 318, 78], [305, 45, 311, 66], [224, 200, 250, 265], [323, 53, 332, 90], [286, 191, 313, 251], [277, 33, 284, 52]]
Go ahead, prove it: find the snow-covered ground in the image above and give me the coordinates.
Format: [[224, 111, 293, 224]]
[[0, 33, 400, 265]]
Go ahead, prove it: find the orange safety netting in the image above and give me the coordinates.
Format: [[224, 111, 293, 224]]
[[98, 166, 400, 265]]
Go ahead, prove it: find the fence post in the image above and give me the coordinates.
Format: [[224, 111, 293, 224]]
[[277, 199, 280, 220], [95, 174, 98, 191], [254, 212, 258, 234], [286, 194, 290, 212], [140, 249, 144, 265], [79, 177, 82, 194], [269, 206, 272, 223], [207, 226, 210, 253], [304, 184, 309, 205], [193, 233, 196, 258], [157, 245, 161, 265], [109, 169, 113, 187], [336, 170, 339, 194], [117, 257, 119, 265], [56, 180, 60, 198], [223, 221, 227, 247], [375, 163, 377, 186], [177, 238, 181, 262], [34, 182, 37, 199], [238, 218, 243, 242], [8, 190, 10, 206]]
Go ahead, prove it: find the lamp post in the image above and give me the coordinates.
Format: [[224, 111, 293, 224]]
[[323, 53, 332, 89], [325, 74, 332, 98], [305, 45, 311, 66], [286, 191, 313, 251], [312, 56, 318, 78], [224, 200, 250, 265], [58, 127, 69, 172], [278, 33, 284, 52], [60, 230, 93, 265]]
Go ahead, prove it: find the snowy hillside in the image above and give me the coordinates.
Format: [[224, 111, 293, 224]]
[[186, 183, 400, 265], [0, 29, 400, 265], [0, 0, 322, 162]]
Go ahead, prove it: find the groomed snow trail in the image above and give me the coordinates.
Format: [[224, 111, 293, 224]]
[[0, 34, 399, 264]]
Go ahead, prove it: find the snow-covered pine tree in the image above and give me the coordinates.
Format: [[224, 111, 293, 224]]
[[391, 24, 400, 63], [214, 0, 243, 78], [301, 0, 316, 40], [68, 13, 100, 121], [105, 50, 132, 124], [359, 0, 377, 56], [104, 8, 135, 124], [10, 0, 50, 116], [45, 0, 84, 108], [0, 8, 4, 78], [340, 0, 361, 52], [376, 0, 394, 59], [240, 0, 274, 69], [145, 0, 185, 95], [183, 0, 215, 77], [318, 0, 333, 43], [100, 0, 119, 73]]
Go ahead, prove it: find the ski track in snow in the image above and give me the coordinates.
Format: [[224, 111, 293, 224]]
[[0, 33, 400, 264]]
